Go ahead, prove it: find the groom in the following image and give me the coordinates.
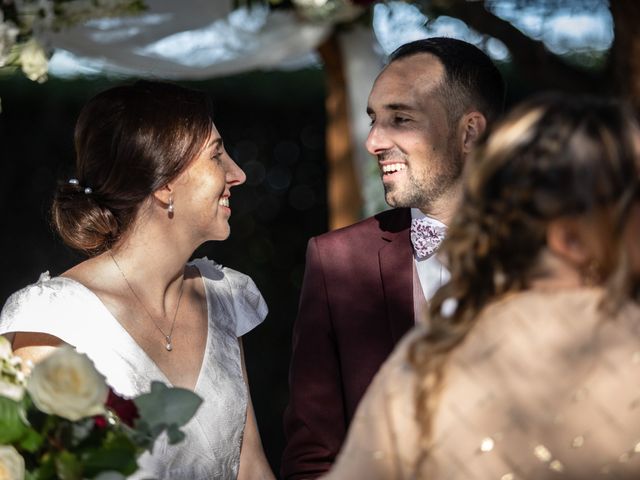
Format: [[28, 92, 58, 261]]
[[282, 37, 505, 479]]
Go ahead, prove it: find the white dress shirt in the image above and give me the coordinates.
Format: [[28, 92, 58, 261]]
[[411, 208, 450, 305]]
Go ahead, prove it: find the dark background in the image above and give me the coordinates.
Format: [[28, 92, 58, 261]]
[[0, 69, 327, 473], [0, 61, 528, 473]]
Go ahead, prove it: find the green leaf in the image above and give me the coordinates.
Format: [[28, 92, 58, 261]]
[[133, 382, 202, 430], [166, 424, 185, 445], [25, 471, 38, 480], [131, 382, 201, 452], [126, 420, 152, 451], [81, 448, 138, 477], [81, 430, 139, 477], [26, 452, 56, 480], [55, 451, 82, 480], [18, 427, 44, 452], [0, 395, 30, 443]]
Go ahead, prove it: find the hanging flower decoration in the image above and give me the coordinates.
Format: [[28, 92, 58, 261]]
[[0, 0, 147, 83]]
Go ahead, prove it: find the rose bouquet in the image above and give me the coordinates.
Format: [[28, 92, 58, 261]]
[[0, 336, 202, 480]]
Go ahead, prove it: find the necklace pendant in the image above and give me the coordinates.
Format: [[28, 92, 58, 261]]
[[165, 336, 172, 352]]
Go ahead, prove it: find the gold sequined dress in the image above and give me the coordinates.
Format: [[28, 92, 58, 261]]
[[322, 288, 640, 479]]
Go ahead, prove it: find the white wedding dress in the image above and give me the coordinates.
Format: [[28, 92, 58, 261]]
[[0, 257, 267, 480]]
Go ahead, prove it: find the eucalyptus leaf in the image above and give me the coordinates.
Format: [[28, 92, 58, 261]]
[[128, 419, 153, 450], [166, 424, 185, 445], [131, 419, 165, 451], [133, 381, 202, 431]]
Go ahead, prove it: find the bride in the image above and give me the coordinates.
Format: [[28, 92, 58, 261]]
[[0, 81, 275, 479]]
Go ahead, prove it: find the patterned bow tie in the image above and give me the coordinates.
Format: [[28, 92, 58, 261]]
[[410, 217, 447, 260]]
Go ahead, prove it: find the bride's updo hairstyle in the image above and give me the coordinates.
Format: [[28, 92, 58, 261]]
[[409, 94, 640, 455], [52, 81, 213, 255]]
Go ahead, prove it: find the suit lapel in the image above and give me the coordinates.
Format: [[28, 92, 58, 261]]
[[378, 210, 414, 345]]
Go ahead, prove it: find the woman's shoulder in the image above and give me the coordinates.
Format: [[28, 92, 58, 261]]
[[2, 272, 84, 313], [433, 289, 640, 478], [445, 286, 620, 390], [189, 257, 268, 336], [190, 257, 251, 286], [189, 257, 263, 298], [463, 287, 607, 351], [479, 287, 605, 320], [0, 272, 91, 336]]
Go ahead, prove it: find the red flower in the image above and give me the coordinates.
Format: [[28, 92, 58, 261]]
[[94, 415, 108, 429], [106, 388, 139, 427]]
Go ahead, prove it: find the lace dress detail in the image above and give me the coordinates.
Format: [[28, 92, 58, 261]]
[[0, 258, 267, 480]]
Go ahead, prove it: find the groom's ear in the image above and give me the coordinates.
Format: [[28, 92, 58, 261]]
[[460, 111, 487, 155]]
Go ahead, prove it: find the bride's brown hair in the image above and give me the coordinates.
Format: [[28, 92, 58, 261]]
[[52, 80, 214, 255], [408, 94, 640, 468]]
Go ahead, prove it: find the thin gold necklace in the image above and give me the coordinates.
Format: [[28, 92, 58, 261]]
[[109, 251, 184, 352]]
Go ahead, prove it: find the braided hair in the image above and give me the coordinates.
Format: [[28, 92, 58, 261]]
[[407, 94, 640, 469]]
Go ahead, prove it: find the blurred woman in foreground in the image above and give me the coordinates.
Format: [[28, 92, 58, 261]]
[[324, 95, 640, 479]]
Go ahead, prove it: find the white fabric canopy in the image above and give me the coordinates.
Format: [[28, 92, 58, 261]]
[[44, 0, 390, 217], [41, 1, 614, 219], [44, 0, 331, 79]]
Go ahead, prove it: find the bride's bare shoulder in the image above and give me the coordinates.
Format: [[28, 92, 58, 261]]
[[60, 255, 119, 296]]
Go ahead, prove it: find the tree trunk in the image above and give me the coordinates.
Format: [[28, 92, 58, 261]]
[[609, 0, 640, 112], [319, 32, 363, 230]]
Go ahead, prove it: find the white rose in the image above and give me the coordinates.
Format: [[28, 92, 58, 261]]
[[0, 379, 24, 402], [18, 39, 48, 83], [0, 446, 25, 480], [0, 336, 11, 360], [27, 346, 108, 421], [0, 14, 19, 67], [0, 337, 24, 401]]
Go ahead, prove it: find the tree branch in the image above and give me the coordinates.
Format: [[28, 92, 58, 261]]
[[424, 0, 607, 94]]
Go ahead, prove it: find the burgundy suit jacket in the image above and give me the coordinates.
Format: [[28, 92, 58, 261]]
[[281, 208, 415, 479]]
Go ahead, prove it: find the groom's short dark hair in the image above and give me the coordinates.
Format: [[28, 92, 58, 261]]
[[389, 37, 505, 125]]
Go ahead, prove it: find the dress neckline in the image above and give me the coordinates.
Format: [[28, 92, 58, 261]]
[[56, 261, 212, 392]]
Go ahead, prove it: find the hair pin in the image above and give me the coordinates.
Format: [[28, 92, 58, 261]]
[[68, 178, 92, 195]]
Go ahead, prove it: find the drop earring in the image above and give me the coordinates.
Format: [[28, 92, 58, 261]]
[[168, 195, 174, 214]]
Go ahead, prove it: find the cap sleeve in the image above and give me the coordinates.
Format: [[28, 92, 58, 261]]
[[191, 258, 268, 337], [0, 272, 88, 346]]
